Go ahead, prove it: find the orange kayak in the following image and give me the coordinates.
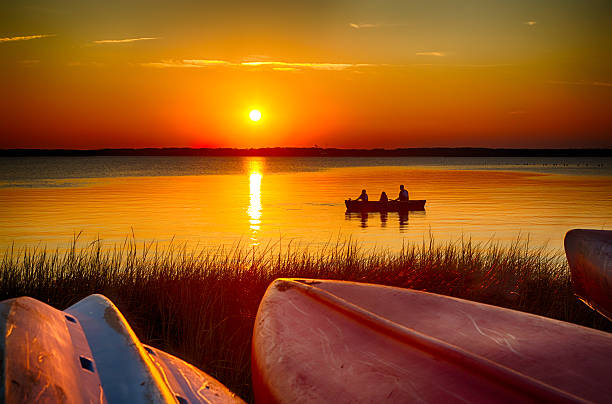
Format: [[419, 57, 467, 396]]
[[252, 278, 612, 403], [565, 229, 612, 320]]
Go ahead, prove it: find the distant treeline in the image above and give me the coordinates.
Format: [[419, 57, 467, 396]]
[[1, 147, 611, 158]]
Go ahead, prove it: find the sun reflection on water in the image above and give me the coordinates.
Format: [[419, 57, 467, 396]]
[[246, 158, 264, 245]]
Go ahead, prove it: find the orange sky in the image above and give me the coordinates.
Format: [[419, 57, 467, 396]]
[[1, 1, 611, 148]]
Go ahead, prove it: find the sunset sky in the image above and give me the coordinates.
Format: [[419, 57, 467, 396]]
[[1, 0, 611, 149]]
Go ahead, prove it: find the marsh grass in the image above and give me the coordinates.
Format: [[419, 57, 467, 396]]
[[1, 235, 610, 402]]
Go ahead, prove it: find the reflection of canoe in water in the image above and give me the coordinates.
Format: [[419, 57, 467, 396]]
[[345, 199, 425, 212], [0, 294, 244, 403], [565, 229, 612, 321], [252, 278, 612, 403]]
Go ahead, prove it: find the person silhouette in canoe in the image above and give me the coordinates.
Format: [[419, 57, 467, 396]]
[[356, 189, 368, 201], [379, 191, 388, 202], [395, 185, 409, 201]]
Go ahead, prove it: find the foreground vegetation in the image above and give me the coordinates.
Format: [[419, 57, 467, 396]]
[[1, 236, 610, 401]]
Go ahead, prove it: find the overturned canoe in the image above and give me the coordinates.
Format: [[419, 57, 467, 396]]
[[0, 294, 244, 404], [252, 278, 612, 403], [345, 199, 425, 212], [565, 229, 612, 321]]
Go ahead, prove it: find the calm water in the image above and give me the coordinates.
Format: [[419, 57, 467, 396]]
[[1, 156, 611, 252]]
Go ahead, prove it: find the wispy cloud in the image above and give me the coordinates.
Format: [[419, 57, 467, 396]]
[[349, 23, 378, 29], [93, 37, 158, 44], [241, 61, 355, 71], [415, 51, 445, 57], [548, 80, 612, 88], [0, 34, 55, 43], [141, 59, 371, 71], [411, 63, 511, 69], [184, 59, 233, 67], [349, 22, 408, 29], [19, 59, 40, 66], [525, 21, 537, 26], [141, 59, 232, 68], [66, 61, 105, 67]]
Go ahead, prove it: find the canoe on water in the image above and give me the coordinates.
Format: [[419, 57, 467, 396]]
[[345, 199, 426, 212], [565, 229, 612, 320], [0, 294, 244, 404], [252, 278, 612, 403]]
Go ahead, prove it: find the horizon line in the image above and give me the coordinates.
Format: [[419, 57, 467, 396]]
[[1, 147, 610, 158]]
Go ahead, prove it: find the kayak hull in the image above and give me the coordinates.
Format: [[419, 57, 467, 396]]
[[564, 229, 612, 320], [345, 199, 425, 212], [0, 294, 244, 404], [252, 278, 612, 403]]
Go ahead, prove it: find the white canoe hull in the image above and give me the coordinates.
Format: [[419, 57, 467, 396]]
[[0, 294, 244, 404]]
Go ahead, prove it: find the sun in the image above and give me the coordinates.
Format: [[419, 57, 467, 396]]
[[249, 109, 262, 122]]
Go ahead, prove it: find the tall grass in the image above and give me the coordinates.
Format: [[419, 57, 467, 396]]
[[1, 235, 610, 402]]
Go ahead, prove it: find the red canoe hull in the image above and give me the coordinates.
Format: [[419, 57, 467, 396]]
[[252, 278, 612, 403]]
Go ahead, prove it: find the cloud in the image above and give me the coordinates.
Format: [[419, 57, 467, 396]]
[[183, 59, 233, 66], [66, 61, 105, 67], [349, 23, 378, 29], [0, 34, 55, 43], [19, 59, 40, 65], [141, 59, 232, 68], [409, 63, 513, 70], [142, 59, 371, 71], [415, 51, 445, 57], [349, 22, 408, 29], [241, 61, 354, 71], [93, 37, 158, 44], [525, 21, 536, 26], [547, 80, 612, 88], [272, 67, 299, 71]]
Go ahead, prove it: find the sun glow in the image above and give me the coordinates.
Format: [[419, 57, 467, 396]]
[[249, 109, 262, 122]]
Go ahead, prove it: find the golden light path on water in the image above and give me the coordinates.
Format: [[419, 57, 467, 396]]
[[247, 158, 263, 245]]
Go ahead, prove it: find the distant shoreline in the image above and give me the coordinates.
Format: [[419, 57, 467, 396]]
[[1, 147, 611, 158]]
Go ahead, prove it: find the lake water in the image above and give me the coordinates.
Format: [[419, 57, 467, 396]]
[[1, 156, 611, 252]]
